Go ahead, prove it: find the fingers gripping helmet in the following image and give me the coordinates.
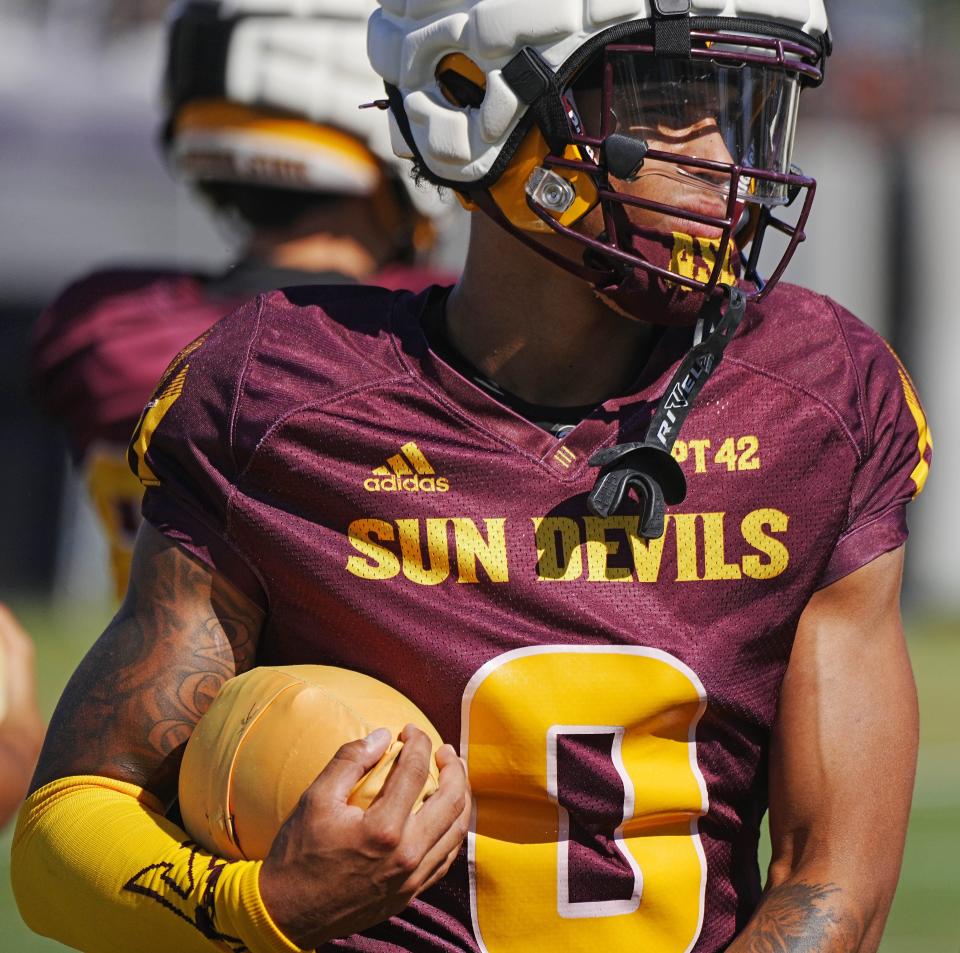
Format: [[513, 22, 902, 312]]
[[369, 0, 831, 321], [163, 0, 443, 222]]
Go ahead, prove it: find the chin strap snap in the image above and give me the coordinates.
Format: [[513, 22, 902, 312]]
[[587, 287, 747, 539]]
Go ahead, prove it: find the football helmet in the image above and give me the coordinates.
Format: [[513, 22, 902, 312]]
[[369, 0, 831, 321], [163, 0, 443, 220]]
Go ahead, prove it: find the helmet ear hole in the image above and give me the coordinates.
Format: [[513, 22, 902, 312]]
[[436, 53, 487, 108]]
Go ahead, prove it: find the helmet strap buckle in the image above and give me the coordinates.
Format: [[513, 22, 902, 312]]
[[503, 47, 569, 153]]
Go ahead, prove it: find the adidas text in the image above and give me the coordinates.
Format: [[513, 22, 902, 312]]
[[364, 475, 450, 493]]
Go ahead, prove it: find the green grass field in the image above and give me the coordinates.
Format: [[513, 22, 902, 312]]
[[2, 602, 958, 951]]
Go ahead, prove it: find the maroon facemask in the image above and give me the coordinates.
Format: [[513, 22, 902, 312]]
[[475, 21, 827, 326]]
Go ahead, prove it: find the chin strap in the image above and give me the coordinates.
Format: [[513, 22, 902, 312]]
[[652, 0, 693, 58], [587, 286, 747, 539]]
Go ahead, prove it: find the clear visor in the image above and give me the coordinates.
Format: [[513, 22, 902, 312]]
[[573, 54, 802, 207]]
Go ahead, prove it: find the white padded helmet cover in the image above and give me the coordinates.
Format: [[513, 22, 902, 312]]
[[224, 3, 391, 163], [368, 0, 829, 184], [188, 0, 445, 215]]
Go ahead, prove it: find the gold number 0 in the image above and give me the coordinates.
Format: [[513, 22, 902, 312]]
[[460, 646, 709, 953]]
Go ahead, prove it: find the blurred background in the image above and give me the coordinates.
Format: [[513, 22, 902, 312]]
[[0, 1, 957, 950]]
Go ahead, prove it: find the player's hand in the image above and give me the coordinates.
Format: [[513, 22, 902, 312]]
[[0, 604, 44, 748], [0, 604, 45, 827], [259, 723, 471, 949]]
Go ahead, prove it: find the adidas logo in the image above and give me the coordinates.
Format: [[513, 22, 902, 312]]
[[364, 442, 450, 493]]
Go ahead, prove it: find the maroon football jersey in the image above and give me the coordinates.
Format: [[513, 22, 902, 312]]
[[31, 264, 452, 596], [134, 282, 930, 953]]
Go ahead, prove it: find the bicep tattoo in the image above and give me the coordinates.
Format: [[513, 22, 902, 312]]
[[32, 529, 262, 802]]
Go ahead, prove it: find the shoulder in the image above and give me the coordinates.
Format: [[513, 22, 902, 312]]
[[180, 283, 427, 465], [739, 289, 933, 586], [233, 282, 418, 394], [52, 265, 202, 301], [731, 282, 912, 459], [38, 266, 209, 334], [31, 267, 222, 458], [33, 266, 214, 377]]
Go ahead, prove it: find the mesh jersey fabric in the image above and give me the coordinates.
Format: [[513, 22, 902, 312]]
[[133, 281, 929, 952]]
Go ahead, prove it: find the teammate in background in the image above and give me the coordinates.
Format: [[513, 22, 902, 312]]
[[0, 606, 45, 829], [31, 0, 453, 599], [14, 4, 931, 953]]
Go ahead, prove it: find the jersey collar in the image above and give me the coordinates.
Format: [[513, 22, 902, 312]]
[[391, 285, 698, 480]]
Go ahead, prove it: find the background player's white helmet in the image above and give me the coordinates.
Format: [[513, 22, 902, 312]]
[[164, 0, 441, 217], [369, 0, 831, 314]]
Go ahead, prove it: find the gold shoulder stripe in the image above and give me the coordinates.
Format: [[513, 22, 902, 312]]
[[884, 342, 932, 497], [130, 365, 192, 488], [160, 366, 189, 401], [129, 334, 209, 489], [155, 331, 210, 394]]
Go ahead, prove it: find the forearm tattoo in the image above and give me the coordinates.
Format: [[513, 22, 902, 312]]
[[31, 532, 261, 803], [730, 882, 863, 953]]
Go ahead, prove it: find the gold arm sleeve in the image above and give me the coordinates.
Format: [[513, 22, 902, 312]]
[[11, 775, 308, 953]]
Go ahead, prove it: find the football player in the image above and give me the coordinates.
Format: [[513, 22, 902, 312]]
[[31, 0, 454, 599], [14, 3, 931, 953]]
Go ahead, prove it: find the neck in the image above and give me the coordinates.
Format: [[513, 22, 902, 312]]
[[247, 232, 379, 279], [243, 196, 396, 280], [445, 214, 660, 407]]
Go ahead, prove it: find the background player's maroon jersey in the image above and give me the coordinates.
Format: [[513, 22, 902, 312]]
[[31, 264, 453, 461], [136, 282, 930, 953], [30, 263, 452, 596]]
